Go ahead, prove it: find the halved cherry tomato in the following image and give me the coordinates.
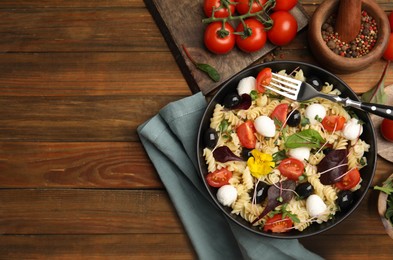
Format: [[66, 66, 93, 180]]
[[235, 18, 267, 53], [381, 118, 393, 142], [321, 115, 346, 132], [278, 158, 304, 180], [256, 67, 272, 93], [236, 120, 256, 149], [203, 0, 236, 18], [206, 168, 232, 187], [270, 103, 289, 128], [272, 0, 298, 11], [336, 168, 361, 190], [236, 0, 267, 15], [263, 214, 293, 233]]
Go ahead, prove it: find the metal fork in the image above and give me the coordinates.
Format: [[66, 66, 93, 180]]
[[265, 73, 393, 120]]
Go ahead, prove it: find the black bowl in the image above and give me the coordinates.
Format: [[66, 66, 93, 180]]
[[197, 61, 377, 238]]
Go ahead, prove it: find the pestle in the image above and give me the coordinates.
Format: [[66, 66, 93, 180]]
[[335, 0, 362, 43]]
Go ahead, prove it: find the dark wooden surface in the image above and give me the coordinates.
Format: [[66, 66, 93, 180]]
[[0, 0, 393, 259]]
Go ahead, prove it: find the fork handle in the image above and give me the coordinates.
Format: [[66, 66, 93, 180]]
[[359, 102, 393, 120]]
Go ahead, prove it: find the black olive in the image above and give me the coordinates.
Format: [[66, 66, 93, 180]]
[[286, 110, 301, 127], [295, 182, 314, 199], [203, 128, 218, 149], [223, 93, 241, 108], [337, 190, 354, 211], [241, 148, 253, 160], [306, 76, 323, 91], [252, 182, 269, 204], [323, 147, 333, 155]]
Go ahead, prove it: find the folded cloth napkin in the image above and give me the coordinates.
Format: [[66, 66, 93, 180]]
[[137, 92, 323, 260]]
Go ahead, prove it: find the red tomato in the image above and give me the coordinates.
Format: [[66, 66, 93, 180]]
[[203, 0, 236, 18], [256, 67, 272, 93], [236, 18, 267, 53], [381, 118, 393, 142], [206, 168, 232, 187], [204, 21, 235, 54], [236, 0, 267, 15], [336, 168, 361, 190], [270, 103, 289, 128], [321, 116, 346, 132], [278, 158, 304, 181], [263, 214, 293, 233], [236, 120, 257, 149], [272, 0, 298, 11], [389, 12, 393, 32], [383, 33, 393, 60], [267, 11, 298, 46]]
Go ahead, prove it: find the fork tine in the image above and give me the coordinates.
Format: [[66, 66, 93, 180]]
[[272, 73, 301, 84], [265, 86, 296, 100], [270, 81, 298, 94]]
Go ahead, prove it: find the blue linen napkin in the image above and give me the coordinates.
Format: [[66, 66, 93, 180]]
[[137, 92, 323, 260]]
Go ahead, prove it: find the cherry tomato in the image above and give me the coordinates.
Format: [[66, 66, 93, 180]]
[[267, 11, 298, 46], [278, 158, 304, 181], [236, 18, 267, 53], [270, 103, 289, 128], [236, 0, 267, 15], [256, 67, 272, 93], [203, 0, 236, 18], [336, 168, 361, 190], [381, 118, 393, 142], [389, 12, 393, 32], [236, 120, 257, 149], [263, 214, 293, 233], [321, 115, 346, 132], [272, 0, 298, 11], [206, 168, 232, 187], [204, 21, 235, 54], [383, 33, 393, 60]]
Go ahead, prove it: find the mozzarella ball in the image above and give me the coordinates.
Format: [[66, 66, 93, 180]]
[[216, 185, 238, 207], [304, 104, 326, 125], [289, 147, 311, 162], [254, 116, 276, 137], [237, 76, 256, 96], [342, 118, 363, 141], [306, 194, 327, 217]]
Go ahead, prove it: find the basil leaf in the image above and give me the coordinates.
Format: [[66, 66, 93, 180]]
[[196, 63, 220, 82], [285, 129, 325, 149]]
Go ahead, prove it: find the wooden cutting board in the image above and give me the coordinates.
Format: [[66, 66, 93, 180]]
[[144, 0, 310, 95]]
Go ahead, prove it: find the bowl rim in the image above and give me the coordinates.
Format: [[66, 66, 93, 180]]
[[197, 60, 378, 239]]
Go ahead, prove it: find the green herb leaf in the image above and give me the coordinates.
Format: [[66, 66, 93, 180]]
[[272, 150, 287, 163], [250, 90, 258, 101], [196, 63, 220, 82], [285, 129, 325, 149], [361, 60, 389, 104]]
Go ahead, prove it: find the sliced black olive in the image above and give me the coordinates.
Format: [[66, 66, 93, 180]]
[[286, 109, 301, 127], [222, 93, 241, 109], [251, 182, 269, 204], [295, 182, 314, 199], [203, 128, 218, 149], [337, 190, 354, 211], [241, 148, 253, 160], [306, 76, 323, 92]]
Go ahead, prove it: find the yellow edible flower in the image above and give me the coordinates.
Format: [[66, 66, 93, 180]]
[[247, 149, 275, 178]]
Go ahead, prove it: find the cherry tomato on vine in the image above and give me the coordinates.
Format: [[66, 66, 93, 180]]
[[206, 168, 232, 187], [381, 118, 393, 142], [267, 11, 298, 46], [236, 120, 256, 149], [383, 33, 393, 60], [278, 158, 304, 181], [272, 0, 298, 11], [203, 0, 236, 18], [321, 115, 346, 132], [256, 67, 272, 93], [270, 103, 288, 127], [236, 0, 267, 15], [263, 214, 293, 233], [204, 21, 235, 54], [236, 18, 267, 53], [336, 168, 361, 190]]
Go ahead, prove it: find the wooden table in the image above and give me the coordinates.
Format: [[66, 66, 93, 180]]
[[1, 0, 393, 259]]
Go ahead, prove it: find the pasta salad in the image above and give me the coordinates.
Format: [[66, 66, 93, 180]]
[[202, 68, 370, 233]]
